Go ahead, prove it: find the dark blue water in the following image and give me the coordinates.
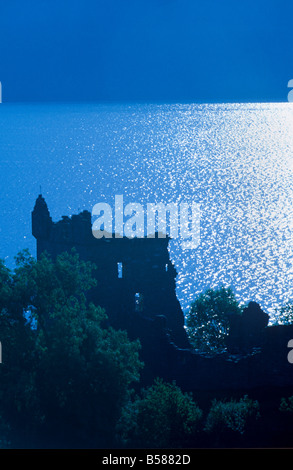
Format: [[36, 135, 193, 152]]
[[1, 102, 293, 321]]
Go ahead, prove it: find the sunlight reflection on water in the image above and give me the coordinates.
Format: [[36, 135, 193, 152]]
[[1, 102, 293, 321]]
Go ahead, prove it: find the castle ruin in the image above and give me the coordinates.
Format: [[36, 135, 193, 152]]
[[32, 195, 293, 395]]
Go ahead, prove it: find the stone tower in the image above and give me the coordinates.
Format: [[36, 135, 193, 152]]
[[32, 194, 53, 256], [31, 196, 190, 349]]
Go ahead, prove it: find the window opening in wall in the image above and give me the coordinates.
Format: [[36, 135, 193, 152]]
[[118, 262, 123, 278], [135, 292, 143, 312]]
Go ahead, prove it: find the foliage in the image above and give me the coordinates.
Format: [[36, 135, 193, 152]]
[[275, 302, 293, 325], [185, 286, 242, 353], [117, 377, 203, 448], [0, 249, 142, 448], [204, 396, 260, 435], [280, 396, 293, 413]]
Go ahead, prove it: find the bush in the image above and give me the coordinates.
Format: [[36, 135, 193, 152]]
[[118, 378, 203, 448], [204, 396, 260, 436], [280, 396, 293, 413]]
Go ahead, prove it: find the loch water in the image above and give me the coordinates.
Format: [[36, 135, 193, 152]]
[[1, 102, 293, 320]]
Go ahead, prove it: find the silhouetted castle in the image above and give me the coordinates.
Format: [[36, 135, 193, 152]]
[[32, 195, 293, 394], [32, 194, 189, 349]]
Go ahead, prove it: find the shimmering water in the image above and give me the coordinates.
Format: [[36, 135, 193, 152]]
[[1, 102, 293, 321]]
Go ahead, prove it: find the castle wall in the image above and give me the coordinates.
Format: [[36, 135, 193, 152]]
[[32, 196, 293, 395], [32, 195, 190, 349]]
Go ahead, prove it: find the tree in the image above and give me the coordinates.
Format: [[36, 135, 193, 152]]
[[275, 302, 293, 325], [118, 378, 202, 448], [0, 249, 143, 448], [185, 286, 242, 353]]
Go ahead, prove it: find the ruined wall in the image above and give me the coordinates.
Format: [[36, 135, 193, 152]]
[[32, 195, 293, 394], [32, 195, 190, 349]]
